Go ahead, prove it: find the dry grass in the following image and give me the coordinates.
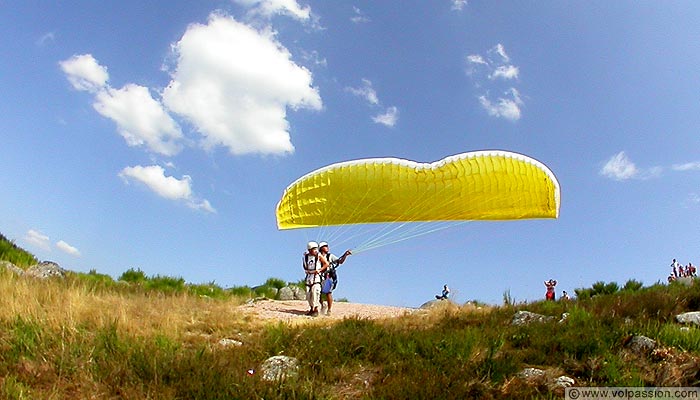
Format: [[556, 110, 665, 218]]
[[0, 269, 249, 341]]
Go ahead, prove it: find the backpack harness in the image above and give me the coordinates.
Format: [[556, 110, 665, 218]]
[[303, 253, 322, 288]]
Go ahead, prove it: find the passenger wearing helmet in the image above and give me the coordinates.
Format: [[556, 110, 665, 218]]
[[318, 242, 352, 316], [302, 241, 328, 316]]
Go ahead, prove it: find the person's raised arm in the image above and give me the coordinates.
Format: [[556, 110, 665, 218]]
[[337, 250, 352, 265]]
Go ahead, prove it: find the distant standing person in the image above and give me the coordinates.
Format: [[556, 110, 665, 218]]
[[671, 259, 680, 278], [303, 241, 328, 317], [435, 284, 450, 300], [544, 279, 557, 301], [318, 241, 351, 315]]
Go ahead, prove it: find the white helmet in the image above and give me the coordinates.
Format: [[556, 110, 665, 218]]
[[307, 241, 319, 250], [318, 241, 328, 248]]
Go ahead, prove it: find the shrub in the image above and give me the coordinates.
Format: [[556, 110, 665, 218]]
[[188, 282, 228, 299], [145, 275, 185, 293], [227, 285, 253, 298], [263, 277, 286, 289], [622, 279, 644, 292], [118, 268, 147, 284]]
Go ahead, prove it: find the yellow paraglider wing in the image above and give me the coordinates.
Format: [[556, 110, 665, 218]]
[[276, 150, 560, 230]]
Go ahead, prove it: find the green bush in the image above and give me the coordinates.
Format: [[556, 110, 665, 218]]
[[227, 285, 253, 298], [145, 275, 185, 293], [118, 268, 147, 284], [264, 277, 286, 289], [188, 282, 228, 299], [622, 279, 644, 292]]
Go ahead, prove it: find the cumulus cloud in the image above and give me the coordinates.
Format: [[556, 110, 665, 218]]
[[25, 229, 51, 251], [466, 54, 487, 66], [162, 13, 322, 156], [60, 55, 184, 156], [59, 54, 109, 93], [451, 0, 468, 11], [36, 32, 55, 46], [600, 151, 639, 181], [372, 106, 399, 127], [467, 44, 524, 120], [600, 151, 666, 181], [346, 79, 399, 127], [56, 240, 81, 257], [672, 162, 700, 171], [351, 6, 370, 23], [478, 88, 523, 121], [119, 165, 215, 213], [233, 0, 311, 21], [94, 84, 183, 156], [490, 65, 519, 80], [490, 43, 510, 63], [346, 79, 379, 105]]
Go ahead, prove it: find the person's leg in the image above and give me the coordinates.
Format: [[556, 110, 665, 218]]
[[311, 284, 321, 315], [327, 292, 333, 314], [306, 285, 314, 314]]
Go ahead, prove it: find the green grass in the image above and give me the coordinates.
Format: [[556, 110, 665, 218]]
[[1, 277, 700, 398], [0, 233, 38, 268], [3, 231, 700, 397]]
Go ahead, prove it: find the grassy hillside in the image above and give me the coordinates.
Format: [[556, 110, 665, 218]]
[[0, 233, 38, 268], [2, 231, 699, 398], [1, 262, 699, 399]]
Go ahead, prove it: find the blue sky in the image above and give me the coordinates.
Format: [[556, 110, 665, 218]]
[[2, 1, 700, 307]]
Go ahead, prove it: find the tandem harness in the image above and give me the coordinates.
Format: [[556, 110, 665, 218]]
[[303, 253, 322, 288]]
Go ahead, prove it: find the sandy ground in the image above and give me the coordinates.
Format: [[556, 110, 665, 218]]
[[237, 299, 419, 323]]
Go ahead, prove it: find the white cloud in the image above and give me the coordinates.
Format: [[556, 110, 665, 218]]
[[351, 6, 370, 23], [490, 43, 510, 63], [56, 240, 81, 257], [466, 54, 487, 65], [451, 0, 468, 11], [346, 79, 379, 105], [36, 32, 55, 46], [162, 13, 322, 156], [373, 106, 399, 127], [600, 152, 666, 181], [478, 88, 522, 121], [467, 44, 524, 120], [59, 54, 109, 93], [93, 84, 183, 156], [346, 79, 399, 126], [672, 162, 700, 171], [24, 229, 50, 251], [601, 151, 639, 181], [119, 165, 215, 213], [233, 0, 311, 21], [301, 49, 327, 67], [490, 65, 519, 80]]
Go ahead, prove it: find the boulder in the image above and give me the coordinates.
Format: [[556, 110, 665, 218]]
[[218, 338, 243, 347], [278, 286, 295, 300], [515, 368, 575, 396], [419, 299, 455, 309], [518, 368, 546, 380], [676, 312, 700, 326], [512, 311, 554, 326], [292, 286, 305, 300], [25, 261, 66, 279], [0, 260, 24, 276], [260, 355, 299, 382], [625, 335, 656, 355], [552, 375, 575, 388]]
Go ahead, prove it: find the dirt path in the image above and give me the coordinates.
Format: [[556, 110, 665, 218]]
[[237, 299, 418, 324]]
